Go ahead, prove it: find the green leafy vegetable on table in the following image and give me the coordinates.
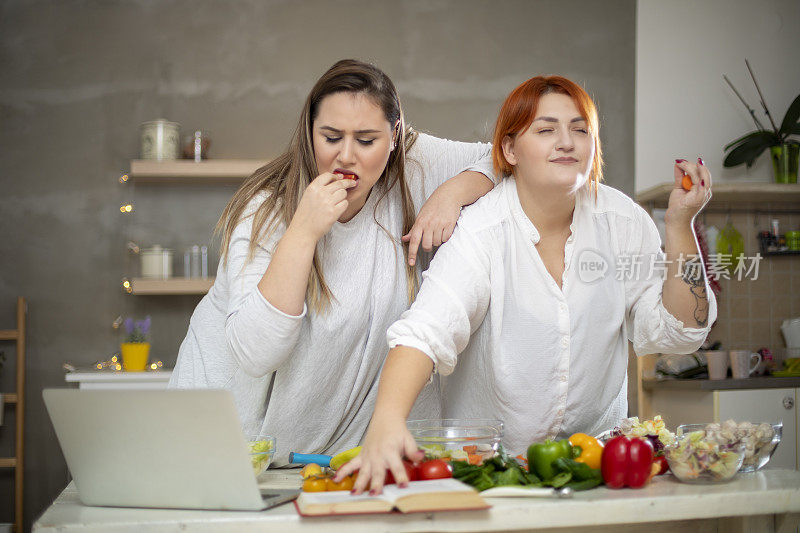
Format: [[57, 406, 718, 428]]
[[449, 445, 602, 492]]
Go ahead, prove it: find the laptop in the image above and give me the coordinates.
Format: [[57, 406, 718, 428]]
[[43, 388, 299, 511]]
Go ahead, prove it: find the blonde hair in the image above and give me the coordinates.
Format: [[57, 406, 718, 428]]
[[216, 59, 419, 313]]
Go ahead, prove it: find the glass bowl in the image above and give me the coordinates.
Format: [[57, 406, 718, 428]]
[[665, 434, 745, 484], [247, 435, 276, 476], [677, 422, 782, 472], [407, 419, 503, 464]]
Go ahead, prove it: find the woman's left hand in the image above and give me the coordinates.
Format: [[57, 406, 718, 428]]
[[665, 158, 712, 227], [402, 188, 461, 266]]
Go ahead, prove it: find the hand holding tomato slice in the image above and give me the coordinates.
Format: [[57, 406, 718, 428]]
[[333, 417, 424, 495]]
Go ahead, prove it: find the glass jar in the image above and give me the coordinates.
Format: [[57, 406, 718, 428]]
[[140, 119, 181, 160]]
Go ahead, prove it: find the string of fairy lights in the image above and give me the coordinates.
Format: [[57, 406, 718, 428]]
[[83, 171, 163, 372]]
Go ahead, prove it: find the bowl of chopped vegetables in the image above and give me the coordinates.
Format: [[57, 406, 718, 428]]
[[665, 430, 745, 483], [677, 421, 781, 473], [247, 435, 276, 476], [407, 419, 503, 465]]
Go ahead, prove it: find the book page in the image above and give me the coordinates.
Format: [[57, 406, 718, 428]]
[[382, 478, 476, 499], [298, 490, 392, 505]]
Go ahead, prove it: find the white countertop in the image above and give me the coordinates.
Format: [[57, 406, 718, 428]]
[[64, 369, 172, 390], [33, 469, 800, 532]]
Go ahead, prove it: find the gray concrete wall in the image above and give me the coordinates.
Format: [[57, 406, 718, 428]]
[[0, 0, 635, 528]]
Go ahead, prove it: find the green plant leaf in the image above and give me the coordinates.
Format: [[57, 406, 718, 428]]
[[724, 130, 778, 153], [779, 93, 800, 137], [723, 132, 774, 167], [724, 131, 761, 151]]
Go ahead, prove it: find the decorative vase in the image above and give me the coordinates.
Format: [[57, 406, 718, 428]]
[[770, 143, 799, 184], [120, 342, 150, 371]]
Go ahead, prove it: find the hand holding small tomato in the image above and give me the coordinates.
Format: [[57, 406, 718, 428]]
[[666, 158, 712, 228], [333, 416, 424, 495], [290, 172, 357, 242]]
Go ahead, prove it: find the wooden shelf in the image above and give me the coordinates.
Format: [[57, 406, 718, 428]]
[[0, 330, 18, 340], [128, 159, 268, 184], [636, 182, 800, 208], [0, 458, 16, 468], [130, 277, 214, 295], [2, 393, 18, 403]]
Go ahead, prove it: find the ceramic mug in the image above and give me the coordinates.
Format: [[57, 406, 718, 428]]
[[729, 350, 762, 379], [705, 350, 729, 380]]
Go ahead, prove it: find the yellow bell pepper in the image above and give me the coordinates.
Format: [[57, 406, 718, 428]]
[[569, 433, 604, 470]]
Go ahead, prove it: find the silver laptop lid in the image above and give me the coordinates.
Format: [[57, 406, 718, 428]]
[[43, 388, 266, 511]]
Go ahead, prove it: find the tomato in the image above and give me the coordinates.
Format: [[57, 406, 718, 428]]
[[654, 455, 669, 475], [681, 174, 693, 191], [384, 460, 418, 485], [326, 475, 355, 491], [302, 476, 328, 492], [417, 459, 452, 480]]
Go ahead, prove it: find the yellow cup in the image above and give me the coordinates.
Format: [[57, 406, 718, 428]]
[[120, 342, 150, 371]]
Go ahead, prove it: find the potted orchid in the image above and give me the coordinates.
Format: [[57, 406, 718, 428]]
[[722, 60, 800, 183], [120, 316, 151, 371]]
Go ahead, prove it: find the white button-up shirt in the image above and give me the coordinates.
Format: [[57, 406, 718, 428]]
[[388, 178, 716, 455]]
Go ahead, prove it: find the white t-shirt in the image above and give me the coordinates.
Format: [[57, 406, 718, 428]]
[[169, 133, 495, 465], [387, 178, 717, 455]]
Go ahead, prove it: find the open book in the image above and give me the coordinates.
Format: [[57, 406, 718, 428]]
[[294, 478, 489, 516]]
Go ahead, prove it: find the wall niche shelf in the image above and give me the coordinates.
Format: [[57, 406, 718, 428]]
[[636, 182, 800, 209], [129, 159, 268, 184], [130, 277, 214, 295]]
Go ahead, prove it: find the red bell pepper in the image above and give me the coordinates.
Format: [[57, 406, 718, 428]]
[[601, 436, 654, 489]]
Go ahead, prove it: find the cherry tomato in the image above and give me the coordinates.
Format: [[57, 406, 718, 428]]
[[302, 476, 328, 492], [681, 174, 693, 191], [326, 475, 355, 491], [654, 455, 669, 475], [417, 459, 453, 480], [384, 460, 418, 485]]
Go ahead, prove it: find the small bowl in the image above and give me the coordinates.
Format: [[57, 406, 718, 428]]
[[407, 419, 503, 463], [677, 422, 782, 472], [247, 435, 276, 476], [665, 435, 745, 484]]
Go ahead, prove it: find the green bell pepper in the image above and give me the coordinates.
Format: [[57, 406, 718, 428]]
[[527, 439, 573, 480]]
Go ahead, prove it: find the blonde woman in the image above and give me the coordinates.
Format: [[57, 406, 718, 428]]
[[169, 59, 497, 465]]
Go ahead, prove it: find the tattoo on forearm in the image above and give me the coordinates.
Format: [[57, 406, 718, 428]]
[[680, 262, 709, 327]]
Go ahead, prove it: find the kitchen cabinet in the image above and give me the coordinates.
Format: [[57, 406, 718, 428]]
[[718, 389, 797, 470], [631, 182, 800, 428]]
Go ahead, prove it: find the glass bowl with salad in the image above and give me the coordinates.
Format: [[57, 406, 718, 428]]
[[407, 419, 503, 465], [665, 430, 745, 483], [247, 435, 276, 476], [677, 421, 781, 473]]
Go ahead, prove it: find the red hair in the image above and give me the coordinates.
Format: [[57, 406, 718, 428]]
[[492, 75, 603, 191]]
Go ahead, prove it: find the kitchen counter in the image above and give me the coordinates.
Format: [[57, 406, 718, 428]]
[[643, 376, 800, 391], [33, 469, 800, 532]]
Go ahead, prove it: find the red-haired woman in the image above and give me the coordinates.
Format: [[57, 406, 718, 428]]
[[337, 75, 716, 493]]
